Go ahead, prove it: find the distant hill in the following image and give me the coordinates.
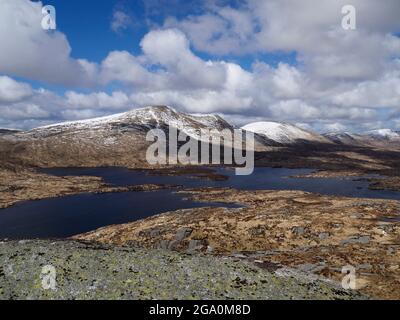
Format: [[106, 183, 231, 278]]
[[0, 129, 21, 135], [324, 129, 400, 148]]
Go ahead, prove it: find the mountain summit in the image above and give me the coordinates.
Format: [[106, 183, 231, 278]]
[[1, 106, 241, 168], [30, 106, 233, 139], [242, 121, 331, 144]]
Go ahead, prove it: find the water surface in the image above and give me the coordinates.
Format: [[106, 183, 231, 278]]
[[1, 167, 399, 239]]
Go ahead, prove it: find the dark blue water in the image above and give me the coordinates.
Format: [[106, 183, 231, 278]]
[[1, 167, 399, 239], [40, 166, 400, 200]]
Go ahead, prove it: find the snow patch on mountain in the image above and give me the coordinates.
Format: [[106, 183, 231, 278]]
[[364, 129, 400, 140], [34, 106, 230, 131], [324, 129, 400, 146], [26, 106, 234, 144], [324, 132, 360, 143], [242, 122, 329, 144]]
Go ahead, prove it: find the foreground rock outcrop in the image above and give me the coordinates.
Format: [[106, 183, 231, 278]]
[[0, 240, 363, 300], [78, 188, 400, 299]]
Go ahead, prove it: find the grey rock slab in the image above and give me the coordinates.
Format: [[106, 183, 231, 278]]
[[175, 228, 193, 241], [0, 240, 367, 300]]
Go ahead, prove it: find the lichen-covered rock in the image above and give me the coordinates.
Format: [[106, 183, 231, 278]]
[[0, 240, 364, 300], [77, 188, 400, 299]]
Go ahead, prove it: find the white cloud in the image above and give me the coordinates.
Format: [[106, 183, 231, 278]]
[[99, 51, 154, 87], [66, 91, 131, 110], [271, 63, 304, 98], [140, 29, 226, 90], [332, 69, 400, 108], [0, 103, 49, 121], [0, 76, 33, 103], [164, 8, 257, 55], [167, 0, 400, 82], [0, 0, 97, 86], [323, 123, 348, 133]]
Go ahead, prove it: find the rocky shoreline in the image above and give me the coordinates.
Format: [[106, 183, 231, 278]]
[[0, 168, 180, 209], [291, 169, 400, 192], [1, 164, 400, 211], [368, 176, 400, 192]]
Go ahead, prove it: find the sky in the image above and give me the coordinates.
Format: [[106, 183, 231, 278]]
[[0, 0, 400, 132]]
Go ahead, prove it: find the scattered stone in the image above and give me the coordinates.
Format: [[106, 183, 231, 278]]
[[341, 235, 371, 246], [140, 228, 161, 238], [248, 226, 266, 237], [357, 264, 373, 270], [292, 226, 307, 236], [387, 246, 399, 255], [377, 223, 396, 233], [175, 228, 193, 241], [157, 240, 169, 250], [231, 253, 248, 259], [264, 250, 281, 256], [296, 263, 326, 274], [167, 240, 181, 250], [188, 240, 203, 252], [206, 246, 214, 253], [125, 240, 140, 247], [318, 232, 330, 240], [254, 261, 281, 272]]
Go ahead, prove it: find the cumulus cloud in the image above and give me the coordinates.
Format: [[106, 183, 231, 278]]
[[323, 123, 348, 133], [0, 0, 97, 86], [167, 0, 400, 81], [0, 76, 33, 103], [0, 103, 50, 121], [65, 91, 131, 110], [140, 29, 227, 90], [332, 68, 400, 108]]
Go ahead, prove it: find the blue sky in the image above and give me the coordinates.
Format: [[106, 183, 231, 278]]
[[47, 1, 147, 61], [1, 0, 400, 131], [31, 0, 297, 92]]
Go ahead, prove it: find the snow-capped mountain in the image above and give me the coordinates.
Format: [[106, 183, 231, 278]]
[[28, 106, 233, 140], [9, 106, 400, 148], [2, 105, 400, 168], [364, 129, 400, 140], [241, 122, 331, 144], [323, 132, 362, 145], [21, 106, 269, 152], [324, 129, 400, 146], [3, 106, 262, 168]]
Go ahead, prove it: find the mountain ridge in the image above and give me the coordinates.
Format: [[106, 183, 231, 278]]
[[324, 128, 400, 147], [1, 105, 400, 169], [3, 106, 399, 148]]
